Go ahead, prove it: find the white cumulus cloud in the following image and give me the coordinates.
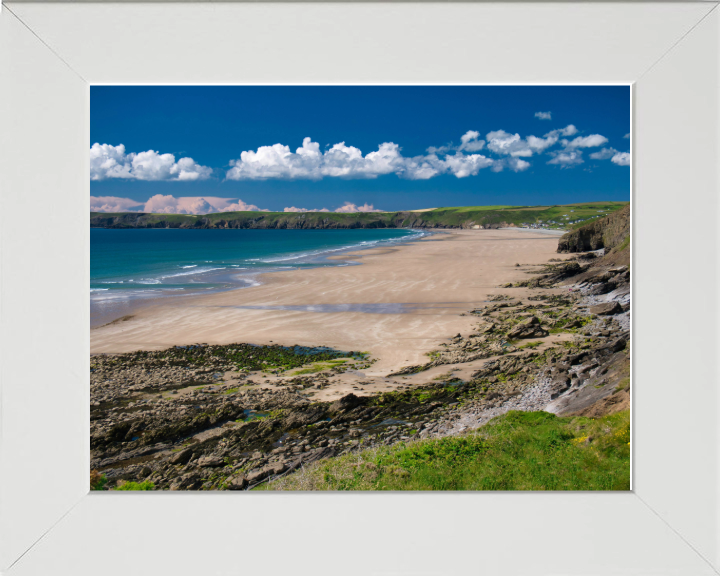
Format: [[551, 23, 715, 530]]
[[587, 147, 629, 166], [226, 138, 401, 181], [486, 130, 533, 157], [611, 152, 630, 166], [535, 111, 552, 120], [526, 134, 559, 153], [565, 134, 608, 149], [90, 143, 212, 181], [548, 150, 584, 168], [440, 153, 495, 178], [459, 130, 485, 152], [491, 157, 531, 173], [559, 125, 578, 137], [485, 125, 576, 159], [226, 136, 496, 181], [589, 147, 618, 160]]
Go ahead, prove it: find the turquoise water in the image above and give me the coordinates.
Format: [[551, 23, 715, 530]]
[[91, 228, 425, 326]]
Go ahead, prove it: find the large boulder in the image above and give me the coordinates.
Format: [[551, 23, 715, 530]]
[[507, 316, 549, 339], [246, 469, 269, 484], [328, 393, 364, 415], [169, 448, 193, 465], [228, 474, 248, 490], [589, 302, 622, 316], [197, 455, 224, 468]]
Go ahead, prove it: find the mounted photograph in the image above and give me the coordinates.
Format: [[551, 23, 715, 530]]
[[89, 85, 631, 491]]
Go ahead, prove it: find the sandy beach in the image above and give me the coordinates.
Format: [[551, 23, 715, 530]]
[[91, 229, 563, 374]]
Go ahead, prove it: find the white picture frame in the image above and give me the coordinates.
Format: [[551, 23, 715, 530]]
[[0, 2, 718, 574]]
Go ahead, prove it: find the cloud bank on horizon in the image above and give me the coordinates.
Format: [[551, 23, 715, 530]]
[[90, 195, 384, 216]]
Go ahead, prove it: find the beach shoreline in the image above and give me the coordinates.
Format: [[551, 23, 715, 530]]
[[91, 229, 564, 375], [90, 227, 429, 329]]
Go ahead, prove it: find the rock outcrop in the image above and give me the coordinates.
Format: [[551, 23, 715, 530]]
[[557, 205, 630, 253]]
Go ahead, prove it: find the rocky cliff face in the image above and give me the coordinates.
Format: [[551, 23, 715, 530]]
[[557, 205, 630, 253]]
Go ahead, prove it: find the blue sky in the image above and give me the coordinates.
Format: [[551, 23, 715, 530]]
[[90, 86, 630, 214]]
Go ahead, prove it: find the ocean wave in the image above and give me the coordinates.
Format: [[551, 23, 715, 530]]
[[160, 266, 226, 279], [239, 276, 262, 288], [255, 230, 424, 264]]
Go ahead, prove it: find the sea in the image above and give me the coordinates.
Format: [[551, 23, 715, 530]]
[[90, 227, 427, 327]]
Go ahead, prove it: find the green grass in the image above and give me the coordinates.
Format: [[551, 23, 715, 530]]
[[292, 359, 349, 375], [114, 480, 155, 491], [90, 470, 107, 490], [261, 410, 630, 491], [615, 377, 630, 392], [435, 205, 516, 213]]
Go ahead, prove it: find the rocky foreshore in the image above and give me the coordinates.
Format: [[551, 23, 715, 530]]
[[91, 225, 631, 490]]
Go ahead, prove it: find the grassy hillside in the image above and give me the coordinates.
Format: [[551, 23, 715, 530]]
[[90, 201, 629, 231], [406, 202, 626, 230], [261, 409, 630, 491]]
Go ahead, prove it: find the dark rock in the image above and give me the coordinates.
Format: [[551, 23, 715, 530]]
[[506, 316, 549, 339], [169, 448, 193, 465], [228, 474, 248, 490], [197, 455, 224, 467], [268, 462, 286, 475], [566, 352, 589, 366], [589, 302, 622, 316], [549, 377, 572, 399], [283, 406, 327, 429], [328, 393, 364, 415], [246, 469, 268, 484], [610, 335, 628, 352]]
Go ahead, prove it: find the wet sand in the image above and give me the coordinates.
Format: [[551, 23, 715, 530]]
[[91, 229, 563, 375]]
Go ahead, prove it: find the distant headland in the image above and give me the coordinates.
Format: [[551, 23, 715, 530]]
[[91, 201, 629, 231]]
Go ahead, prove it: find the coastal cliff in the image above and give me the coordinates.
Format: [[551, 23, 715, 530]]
[[557, 204, 630, 253]]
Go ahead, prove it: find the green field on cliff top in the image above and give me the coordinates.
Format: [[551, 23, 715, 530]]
[[91, 201, 629, 230]]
